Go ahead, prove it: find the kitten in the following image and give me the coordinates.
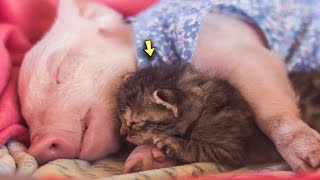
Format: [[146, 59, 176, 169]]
[[116, 63, 320, 169]]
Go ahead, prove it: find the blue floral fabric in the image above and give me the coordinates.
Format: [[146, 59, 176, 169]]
[[129, 0, 320, 72]]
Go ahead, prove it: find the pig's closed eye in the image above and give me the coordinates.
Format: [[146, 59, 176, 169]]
[[54, 53, 79, 84], [47, 52, 65, 85]]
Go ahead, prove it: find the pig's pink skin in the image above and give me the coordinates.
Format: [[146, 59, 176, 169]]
[[18, 0, 137, 164], [123, 144, 176, 173]]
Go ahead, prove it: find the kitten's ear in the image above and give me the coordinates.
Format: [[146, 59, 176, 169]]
[[153, 89, 180, 117]]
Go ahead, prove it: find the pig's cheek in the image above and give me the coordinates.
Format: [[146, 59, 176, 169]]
[[79, 106, 120, 160]]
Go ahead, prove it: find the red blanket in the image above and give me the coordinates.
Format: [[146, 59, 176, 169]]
[[0, 0, 158, 146]]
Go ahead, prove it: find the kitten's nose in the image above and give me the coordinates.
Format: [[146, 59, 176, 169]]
[[120, 125, 127, 136]]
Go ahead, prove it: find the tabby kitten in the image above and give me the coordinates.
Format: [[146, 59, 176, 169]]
[[116, 63, 320, 169]]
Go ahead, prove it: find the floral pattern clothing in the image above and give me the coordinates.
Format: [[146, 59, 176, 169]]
[[129, 0, 320, 72]]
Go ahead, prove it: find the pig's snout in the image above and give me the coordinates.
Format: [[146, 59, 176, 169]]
[[28, 135, 79, 165]]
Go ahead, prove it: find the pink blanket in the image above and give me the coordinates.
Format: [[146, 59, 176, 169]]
[[0, 0, 158, 146]]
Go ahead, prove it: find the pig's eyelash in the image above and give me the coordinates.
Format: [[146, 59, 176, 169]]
[[56, 66, 61, 84], [80, 109, 91, 133], [46, 49, 70, 85]]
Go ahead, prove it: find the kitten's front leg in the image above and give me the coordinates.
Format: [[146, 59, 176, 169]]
[[152, 135, 245, 168]]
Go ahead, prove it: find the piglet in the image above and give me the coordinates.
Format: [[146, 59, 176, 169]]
[[18, 0, 138, 165]]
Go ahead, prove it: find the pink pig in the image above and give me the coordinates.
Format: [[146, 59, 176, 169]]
[[18, 0, 137, 164], [19, 0, 174, 171], [19, 0, 320, 174]]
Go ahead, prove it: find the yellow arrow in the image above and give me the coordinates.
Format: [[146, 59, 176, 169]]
[[144, 40, 155, 57]]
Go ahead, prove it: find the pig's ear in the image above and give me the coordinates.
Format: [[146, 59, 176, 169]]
[[153, 89, 180, 117], [57, 0, 83, 20], [81, 2, 124, 33], [57, 0, 123, 31]]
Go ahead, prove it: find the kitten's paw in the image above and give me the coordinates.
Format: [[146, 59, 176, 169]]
[[152, 136, 179, 158]]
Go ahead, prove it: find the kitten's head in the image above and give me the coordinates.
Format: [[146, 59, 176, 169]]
[[118, 87, 182, 145], [116, 65, 190, 145], [116, 64, 206, 145]]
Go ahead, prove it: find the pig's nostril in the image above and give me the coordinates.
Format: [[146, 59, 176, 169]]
[[28, 135, 80, 165], [49, 143, 58, 151]]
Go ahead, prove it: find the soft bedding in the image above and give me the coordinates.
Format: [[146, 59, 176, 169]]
[[0, 141, 294, 179]]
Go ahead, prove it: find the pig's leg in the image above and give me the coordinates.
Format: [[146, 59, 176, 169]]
[[192, 13, 320, 172], [123, 144, 176, 173]]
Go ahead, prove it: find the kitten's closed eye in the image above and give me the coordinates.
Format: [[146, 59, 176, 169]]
[[129, 121, 146, 131]]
